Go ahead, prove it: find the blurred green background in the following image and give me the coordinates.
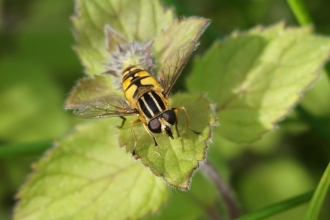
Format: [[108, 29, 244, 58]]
[[0, 0, 329, 219]]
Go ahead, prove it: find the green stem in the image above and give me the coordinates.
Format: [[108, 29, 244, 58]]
[[306, 163, 330, 220], [286, 0, 312, 26], [235, 191, 314, 220], [0, 140, 52, 158], [201, 161, 241, 219]]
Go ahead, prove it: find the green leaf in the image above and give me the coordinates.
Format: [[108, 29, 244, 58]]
[[119, 93, 216, 188], [146, 171, 219, 220], [187, 23, 330, 143], [305, 163, 330, 220], [73, 0, 174, 75], [64, 75, 121, 108], [14, 120, 168, 220]]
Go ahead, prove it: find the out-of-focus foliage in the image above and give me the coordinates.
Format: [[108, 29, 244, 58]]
[[1, 0, 330, 219]]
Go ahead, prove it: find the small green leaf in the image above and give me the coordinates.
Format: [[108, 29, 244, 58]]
[[306, 163, 330, 220], [153, 17, 210, 66], [119, 93, 216, 188], [187, 23, 330, 143], [73, 0, 174, 75], [14, 120, 168, 220], [64, 75, 120, 108]]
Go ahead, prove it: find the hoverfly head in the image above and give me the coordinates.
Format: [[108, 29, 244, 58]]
[[148, 110, 177, 139]]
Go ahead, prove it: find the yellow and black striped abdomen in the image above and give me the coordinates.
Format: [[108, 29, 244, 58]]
[[122, 66, 162, 104]]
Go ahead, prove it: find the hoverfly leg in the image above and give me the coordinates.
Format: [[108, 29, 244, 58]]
[[142, 123, 159, 147], [117, 116, 126, 128], [172, 108, 180, 137], [130, 119, 141, 156], [174, 107, 202, 135]]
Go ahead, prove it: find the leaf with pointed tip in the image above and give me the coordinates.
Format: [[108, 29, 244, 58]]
[[73, 0, 174, 75], [153, 17, 210, 67], [145, 170, 219, 220], [119, 93, 216, 188], [14, 120, 168, 220], [64, 74, 121, 108], [187, 23, 330, 143]]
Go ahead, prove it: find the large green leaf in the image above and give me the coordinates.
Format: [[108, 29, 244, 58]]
[[14, 120, 168, 220], [119, 93, 216, 188], [73, 0, 174, 75], [187, 23, 330, 143]]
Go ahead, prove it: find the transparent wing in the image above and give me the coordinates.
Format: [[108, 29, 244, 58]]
[[158, 40, 196, 95], [73, 95, 137, 118]]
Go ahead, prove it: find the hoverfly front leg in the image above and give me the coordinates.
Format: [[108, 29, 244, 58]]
[[173, 107, 202, 137], [117, 116, 126, 128], [142, 123, 159, 147]]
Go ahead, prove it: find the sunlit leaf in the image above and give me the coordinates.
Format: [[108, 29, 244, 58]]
[[153, 17, 210, 67], [119, 94, 216, 188], [187, 23, 330, 143], [14, 120, 168, 220]]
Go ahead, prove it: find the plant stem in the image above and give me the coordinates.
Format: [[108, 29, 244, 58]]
[[305, 163, 330, 220], [286, 0, 312, 25], [0, 140, 52, 158], [200, 160, 241, 219]]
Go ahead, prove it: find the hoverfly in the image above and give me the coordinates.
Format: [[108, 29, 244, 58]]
[[73, 40, 201, 154]]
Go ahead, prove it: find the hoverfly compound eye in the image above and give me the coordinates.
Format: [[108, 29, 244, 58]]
[[162, 110, 176, 125], [148, 118, 161, 133]]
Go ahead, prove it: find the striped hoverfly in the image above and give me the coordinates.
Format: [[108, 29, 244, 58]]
[[73, 40, 201, 154]]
